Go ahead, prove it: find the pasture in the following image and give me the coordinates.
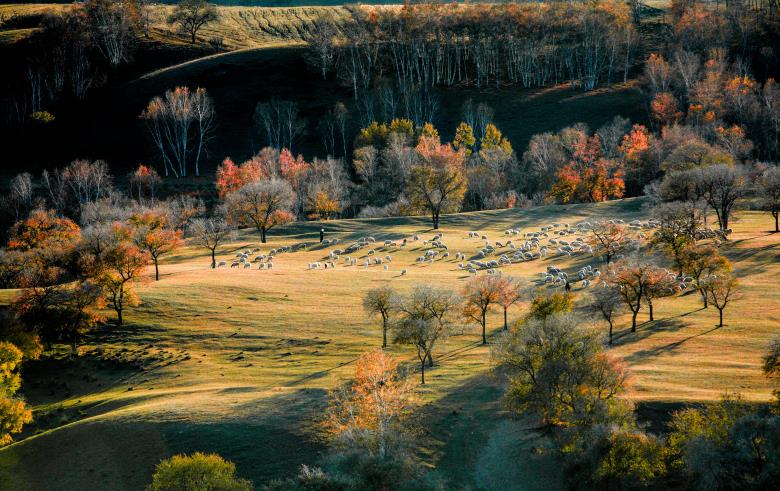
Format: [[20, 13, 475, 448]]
[[0, 197, 778, 489]]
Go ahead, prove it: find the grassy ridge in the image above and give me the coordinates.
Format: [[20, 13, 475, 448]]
[[0, 199, 777, 488]]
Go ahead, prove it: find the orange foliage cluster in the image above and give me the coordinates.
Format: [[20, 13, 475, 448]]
[[550, 134, 625, 204]]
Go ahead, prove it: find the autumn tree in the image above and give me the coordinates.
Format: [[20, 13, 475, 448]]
[[760, 166, 780, 232], [652, 201, 700, 274], [140, 86, 215, 178], [588, 221, 627, 264], [0, 342, 32, 446], [96, 241, 149, 326], [642, 271, 678, 322], [7, 209, 80, 252], [215, 156, 269, 199], [550, 133, 625, 204], [494, 314, 631, 428], [453, 122, 476, 155], [325, 349, 416, 458], [254, 98, 304, 151], [703, 272, 739, 327], [188, 217, 234, 269], [591, 286, 625, 345], [224, 179, 296, 243], [129, 211, 183, 281], [406, 137, 467, 229], [393, 285, 459, 384], [128, 164, 161, 205], [609, 258, 667, 332], [167, 0, 219, 44], [363, 286, 398, 348], [680, 244, 731, 308], [495, 276, 523, 331], [462, 275, 503, 344]]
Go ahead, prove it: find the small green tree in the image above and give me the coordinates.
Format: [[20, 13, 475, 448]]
[[147, 452, 252, 491], [494, 314, 631, 427]]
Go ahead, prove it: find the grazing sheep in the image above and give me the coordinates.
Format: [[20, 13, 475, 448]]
[[351, 259, 357, 266], [367, 249, 375, 256], [243, 262, 251, 269], [401, 269, 407, 276], [258, 263, 265, 269], [231, 262, 240, 268], [385, 255, 392, 261], [217, 261, 227, 267], [468, 268, 477, 275], [442, 252, 450, 258]]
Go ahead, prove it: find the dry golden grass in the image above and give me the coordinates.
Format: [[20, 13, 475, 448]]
[[0, 197, 777, 489]]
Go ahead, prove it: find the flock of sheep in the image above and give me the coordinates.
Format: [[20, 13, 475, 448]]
[[210, 218, 665, 287]]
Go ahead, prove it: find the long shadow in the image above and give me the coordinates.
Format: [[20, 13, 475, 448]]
[[623, 324, 721, 364]]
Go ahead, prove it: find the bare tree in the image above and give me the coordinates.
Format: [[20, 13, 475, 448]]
[[588, 221, 627, 264], [254, 98, 305, 151], [695, 164, 748, 234], [83, 0, 138, 66], [393, 285, 459, 384], [140, 86, 215, 178], [167, 0, 219, 44], [703, 273, 740, 327], [462, 275, 502, 344], [591, 286, 624, 345], [188, 217, 234, 268], [7, 173, 34, 222], [760, 166, 780, 232], [363, 286, 398, 348]]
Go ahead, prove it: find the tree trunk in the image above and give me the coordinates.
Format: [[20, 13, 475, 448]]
[[631, 308, 638, 332], [420, 357, 426, 384], [154, 258, 159, 281], [718, 308, 724, 327], [427, 351, 433, 367], [503, 307, 508, 330], [609, 320, 613, 345], [382, 318, 387, 348], [432, 212, 439, 230], [648, 298, 654, 321], [774, 211, 778, 232], [700, 289, 708, 308], [261, 226, 267, 243], [116, 307, 123, 326], [191, 30, 196, 44], [482, 312, 487, 344], [211, 249, 216, 269]]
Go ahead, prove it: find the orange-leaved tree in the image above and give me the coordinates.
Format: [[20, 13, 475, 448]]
[[325, 349, 416, 458], [407, 136, 467, 229], [129, 211, 184, 281], [550, 133, 625, 204], [224, 179, 296, 243]]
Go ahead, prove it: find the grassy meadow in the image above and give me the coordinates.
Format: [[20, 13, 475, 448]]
[[0, 197, 778, 489]]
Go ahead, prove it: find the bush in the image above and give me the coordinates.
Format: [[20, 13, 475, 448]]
[[667, 394, 780, 490], [147, 452, 252, 491], [494, 313, 632, 428]]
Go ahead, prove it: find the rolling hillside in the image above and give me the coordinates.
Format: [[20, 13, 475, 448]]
[[0, 198, 777, 489]]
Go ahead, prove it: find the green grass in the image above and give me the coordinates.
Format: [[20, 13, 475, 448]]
[[0, 198, 778, 489]]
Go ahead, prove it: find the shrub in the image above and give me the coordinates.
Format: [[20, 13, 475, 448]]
[[147, 452, 252, 491]]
